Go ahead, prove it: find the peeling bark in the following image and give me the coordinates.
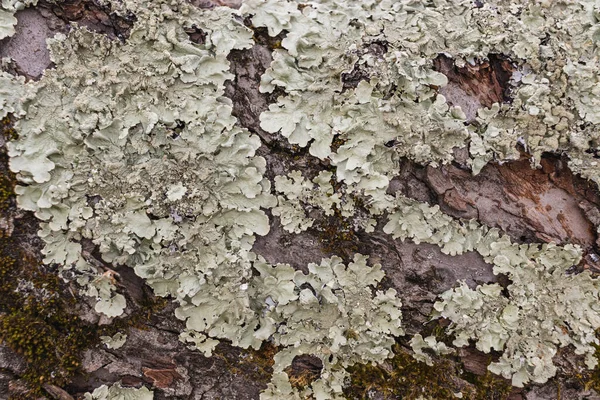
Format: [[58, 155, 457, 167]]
[[433, 54, 515, 121]]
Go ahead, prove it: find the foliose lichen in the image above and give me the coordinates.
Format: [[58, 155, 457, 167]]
[[8, 0, 272, 329], [409, 334, 455, 367], [253, 254, 403, 398], [83, 382, 153, 400], [272, 170, 341, 233], [5, 0, 600, 397], [384, 194, 593, 386], [100, 332, 127, 350]]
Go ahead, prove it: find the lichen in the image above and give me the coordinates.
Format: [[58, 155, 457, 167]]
[[253, 254, 403, 399], [409, 334, 455, 367], [6, 0, 600, 398], [83, 382, 153, 400], [0, 72, 30, 120], [272, 170, 341, 233], [383, 194, 594, 386], [433, 257, 600, 388], [100, 332, 127, 349], [7, 1, 272, 333]]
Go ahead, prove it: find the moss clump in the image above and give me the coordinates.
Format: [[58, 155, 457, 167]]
[[0, 235, 168, 399], [1, 116, 18, 141], [0, 173, 14, 214], [469, 371, 513, 400], [0, 313, 87, 385], [0, 116, 16, 215], [213, 342, 279, 385], [0, 120, 96, 396], [319, 209, 359, 257], [0, 235, 97, 398], [345, 341, 515, 400], [345, 344, 474, 400]]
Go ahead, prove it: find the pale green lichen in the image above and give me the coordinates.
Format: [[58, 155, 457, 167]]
[[248, 0, 600, 193], [432, 247, 600, 387], [7, 0, 273, 345], [409, 334, 455, 367], [6, 0, 600, 397], [100, 332, 127, 350], [383, 194, 593, 387], [0, 71, 30, 120], [250, 0, 469, 199], [253, 254, 403, 399], [84, 382, 153, 400], [272, 170, 341, 233]]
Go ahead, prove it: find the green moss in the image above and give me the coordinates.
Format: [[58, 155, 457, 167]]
[[213, 342, 279, 385], [468, 371, 513, 400], [345, 344, 473, 400], [1, 116, 17, 141], [0, 237, 97, 398], [0, 116, 16, 215], [345, 339, 514, 400], [0, 173, 13, 214], [0, 231, 169, 398]]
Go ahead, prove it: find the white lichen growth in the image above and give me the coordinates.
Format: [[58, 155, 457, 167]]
[[247, 0, 469, 201], [384, 194, 594, 386], [7, 0, 273, 337], [100, 332, 127, 350], [253, 254, 403, 399], [272, 170, 341, 233], [0, 71, 30, 120], [432, 245, 600, 387], [246, 0, 600, 197], [409, 334, 455, 367], [6, 0, 600, 397], [382, 194, 595, 386], [84, 382, 153, 400]]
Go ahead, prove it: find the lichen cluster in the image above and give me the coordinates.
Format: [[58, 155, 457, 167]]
[[3, 0, 600, 398], [83, 382, 153, 400], [8, 2, 273, 329], [254, 254, 403, 399]]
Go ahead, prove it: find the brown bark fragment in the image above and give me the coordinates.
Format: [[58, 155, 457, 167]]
[[225, 44, 275, 144], [434, 54, 514, 120], [42, 383, 75, 400], [285, 355, 322, 390], [40, 0, 135, 39], [459, 348, 490, 376], [392, 154, 600, 250], [142, 367, 183, 389]]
